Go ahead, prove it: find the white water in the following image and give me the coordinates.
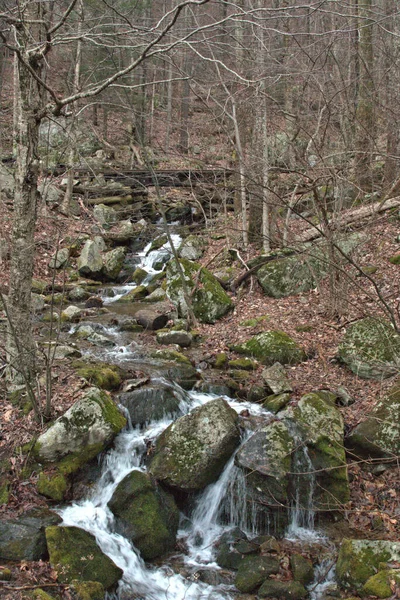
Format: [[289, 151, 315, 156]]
[[103, 233, 181, 304]]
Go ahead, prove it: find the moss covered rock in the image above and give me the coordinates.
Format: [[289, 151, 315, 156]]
[[258, 580, 307, 599], [37, 471, 68, 502], [346, 382, 400, 459], [235, 555, 280, 592], [74, 361, 123, 391], [338, 317, 400, 379], [119, 384, 181, 426], [262, 393, 291, 413], [116, 285, 149, 301], [166, 258, 233, 323], [77, 240, 103, 279], [46, 526, 122, 589], [70, 581, 105, 600], [291, 553, 314, 585], [108, 470, 179, 560], [228, 358, 258, 370], [149, 398, 240, 492], [33, 387, 126, 464], [102, 247, 127, 281], [230, 331, 306, 365], [336, 539, 400, 590], [0, 509, 61, 561], [178, 235, 205, 261], [362, 569, 400, 598]]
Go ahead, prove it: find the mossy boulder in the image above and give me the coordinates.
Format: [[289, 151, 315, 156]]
[[0, 509, 61, 561], [37, 471, 68, 502], [229, 331, 306, 365], [178, 235, 205, 260], [74, 361, 123, 391], [362, 569, 400, 598], [156, 330, 192, 347], [338, 317, 400, 379], [45, 526, 122, 589], [389, 253, 400, 265], [119, 384, 181, 426], [336, 539, 400, 590], [228, 358, 258, 370], [77, 240, 103, 279], [108, 470, 179, 560], [149, 398, 240, 492], [346, 382, 400, 459], [102, 247, 127, 281], [258, 580, 307, 599], [236, 420, 293, 507], [235, 555, 280, 592], [33, 387, 126, 464], [70, 581, 105, 600], [166, 258, 233, 323], [116, 285, 149, 301], [291, 553, 314, 585], [262, 392, 291, 413]]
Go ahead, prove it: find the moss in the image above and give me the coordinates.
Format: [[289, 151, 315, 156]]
[[235, 555, 280, 592], [28, 590, 56, 600], [75, 362, 123, 391], [295, 325, 313, 333], [362, 570, 400, 598], [336, 539, 400, 590], [32, 279, 48, 294], [230, 331, 306, 365], [44, 293, 64, 305], [240, 315, 269, 327], [150, 349, 191, 365], [70, 580, 105, 600], [0, 481, 9, 505], [389, 253, 400, 265], [262, 393, 291, 413], [214, 352, 228, 368], [45, 526, 122, 589], [37, 471, 68, 501], [228, 369, 250, 382], [116, 285, 148, 302], [290, 553, 314, 585], [228, 358, 258, 370], [0, 568, 12, 581]]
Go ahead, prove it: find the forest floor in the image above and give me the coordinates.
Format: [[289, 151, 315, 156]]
[[0, 194, 399, 599]]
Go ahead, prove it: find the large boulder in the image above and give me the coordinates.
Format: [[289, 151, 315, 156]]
[[166, 258, 233, 324], [0, 509, 61, 561], [346, 382, 400, 459], [46, 526, 122, 589], [119, 384, 181, 426], [235, 555, 280, 593], [178, 235, 205, 261], [102, 247, 127, 280], [338, 317, 400, 379], [33, 387, 126, 465], [108, 471, 179, 560], [149, 398, 240, 492], [286, 392, 350, 510], [257, 234, 364, 298], [77, 240, 103, 278], [336, 539, 400, 591], [230, 331, 306, 365]]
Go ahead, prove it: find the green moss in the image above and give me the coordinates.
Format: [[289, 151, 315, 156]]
[[116, 285, 149, 302], [262, 393, 291, 413], [150, 349, 191, 364], [37, 471, 68, 501], [230, 331, 306, 365], [336, 540, 399, 590], [44, 293, 65, 305], [362, 570, 400, 598], [32, 279, 48, 294], [214, 352, 228, 368], [0, 481, 9, 505], [228, 358, 258, 370], [0, 568, 12, 581], [291, 553, 314, 585], [70, 580, 105, 600], [75, 362, 123, 391], [295, 325, 313, 333], [28, 590, 56, 600], [240, 315, 269, 327], [389, 253, 400, 265]]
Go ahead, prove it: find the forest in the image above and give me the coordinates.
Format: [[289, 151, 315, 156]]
[[0, 1, 399, 599]]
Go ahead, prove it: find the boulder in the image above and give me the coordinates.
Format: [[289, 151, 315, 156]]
[[135, 309, 168, 330], [338, 317, 400, 379], [68, 286, 90, 302], [75, 361, 123, 391], [290, 553, 314, 585], [178, 235, 205, 261], [261, 362, 292, 394], [77, 240, 103, 278], [156, 330, 192, 347], [336, 539, 400, 591], [362, 570, 400, 598], [93, 204, 118, 226], [119, 384, 181, 426], [49, 247, 70, 269], [166, 258, 233, 324], [0, 509, 61, 561], [346, 382, 400, 459], [258, 580, 307, 599], [46, 526, 122, 589], [108, 471, 179, 560], [230, 331, 306, 365], [102, 247, 127, 281], [235, 555, 280, 593], [142, 288, 167, 303], [33, 387, 126, 464], [149, 398, 240, 492], [103, 219, 145, 244], [61, 305, 82, 322]]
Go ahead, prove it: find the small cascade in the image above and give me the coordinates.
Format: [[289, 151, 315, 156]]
[[308, 558, 337, 600]]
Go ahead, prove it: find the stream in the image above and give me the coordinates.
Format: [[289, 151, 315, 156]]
[[58, 233, 336, 599]]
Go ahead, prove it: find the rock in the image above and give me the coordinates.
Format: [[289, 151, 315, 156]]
[[0, 162, 15, 199], [87, 332, 115, 347], [216, 529, 248, 570], [33, 387, 126, 464], [230, 331, 306, 365], [0, 568, 11, 581], [258, 580, 307, 599], [228, 358, 258, 370], [52, 345, 82, 360], [68, 286, 90, 302], [362, 569, 400, 598], [346, 382, 400, 459], [0, 509, 61, 561], [154, 361, 198, 390], [166, 258, 233, 324], [235, 555, 280, 592], [257, 234, 364, 298], [156, 330, 192, 347], [149, 398, 240, 492], [31, 293, 46, 313], [77, 240, 103, 279], [32, 279, 49, 294], [75, 361, 123, 391], [117, 285, 149, 301], [102, 247, 127, 280], [261, 362, 292, 393], [45, 526, 122, 589], [336, 539, 400, 591], [291, 553, 314, 585], [85, 296, 103, 308], [61, 305, 82, 322], [262, 392, 291, 413], [104, 219, 144, 244], [389, 253, 400, 265], [108, 471, 179, 560], [119, 384, 181, 426], [142, 288, 167, 303], [338, 317, 400, 379], [178, 235, 205, 260], [37, 471, 68, 502], [236, 420, 293, 507], [135, 309, 168, 330], [93, 204, 118, 226], [69, 580, 105, 600], [130, 267, 148, 284], [49, 247, 70, 269]]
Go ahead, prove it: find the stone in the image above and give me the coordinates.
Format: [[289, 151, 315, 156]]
[[77, 240, 103, 278], [33, 387, 126, 464], [178, 235, 205, 261], [149, 398, 240, 492], [75, 362, 123, 391], [93, 204, 118, 226], [166, 258, 233, 324], [291, 553, 314, 585], [156, 330, 192, 347], [230, 331, 306, 365], [389, 253, 400, 265], [142, 288, 167, 303], [70, 581, 105, 600], [0, 509, 61, 561], [362, 569, 400, 598], [102, 247, 127, 280], [336, 539, 400, 591], [135, 309, 168, 330], [46, 526, 122, 589], [258, 580, 307, 599], [108, 471, 179, 560], [261, 362, 292, 394], [68, 286, 90, 302], [228, 358, 258, 370], [61, 305, 82, 322], [338, 317, 400, 379], [49, 247, 70, 269], [346, 382, 400, 460], [87, 332, 115, 347], [262, 393, 291, 413], [119, 384, 181, 426], [235, 555, 280, 593], [116, 285, 148, 301], [0, 163, 15, 199]]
